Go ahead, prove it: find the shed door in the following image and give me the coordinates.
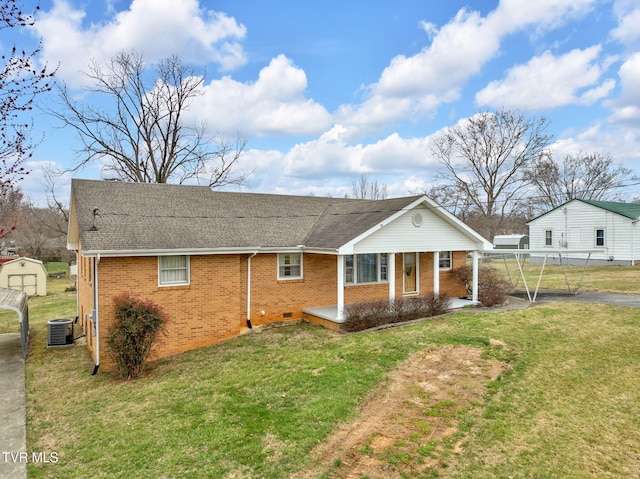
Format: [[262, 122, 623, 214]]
[[8, 274, 37, 296]]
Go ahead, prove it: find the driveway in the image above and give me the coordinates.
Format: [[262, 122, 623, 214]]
[[0, 333, 26, 479], [513, 291, 640, 308]]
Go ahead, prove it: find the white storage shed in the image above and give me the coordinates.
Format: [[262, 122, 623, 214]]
[[0, 257, 47, 296]]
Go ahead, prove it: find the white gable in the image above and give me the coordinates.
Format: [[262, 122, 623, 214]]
[[346, 203, 488, 254]]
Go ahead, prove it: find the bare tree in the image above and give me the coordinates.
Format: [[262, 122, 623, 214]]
[[0, 185, 23, 238], [430, 109, 553, 240], [38, 166, 68, 236], [0, 0, 55, 229], [348, 173, 388, 200], [48, 50, 249, 187], [524, 151, 637, 213]]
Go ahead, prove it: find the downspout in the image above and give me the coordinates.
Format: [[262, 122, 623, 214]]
[[91, 254, 101, 375], [246, 252, 258, 329]]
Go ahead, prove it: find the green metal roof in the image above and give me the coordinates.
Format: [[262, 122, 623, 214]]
[[578, 199, 640, 220]]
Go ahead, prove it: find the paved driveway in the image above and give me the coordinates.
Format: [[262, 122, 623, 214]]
[[0, 333, 26, 479], [513, 291, 640, 308]]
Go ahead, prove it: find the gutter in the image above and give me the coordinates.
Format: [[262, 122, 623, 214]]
[[91, 253, 101, 375]]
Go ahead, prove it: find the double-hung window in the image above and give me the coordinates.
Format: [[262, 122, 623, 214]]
[[345, 253, 388, 284], [545, 230, 553, 247], [159, 255, 189, 286], [595, 229, 605, 247], [439, 251, 452, 270], [278, 253, 302, 280]]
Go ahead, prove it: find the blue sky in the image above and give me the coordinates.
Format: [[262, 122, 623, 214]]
[[9, 0, 640, 205]]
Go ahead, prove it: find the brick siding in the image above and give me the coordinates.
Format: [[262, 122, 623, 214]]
[[78, 250, 469, 371]]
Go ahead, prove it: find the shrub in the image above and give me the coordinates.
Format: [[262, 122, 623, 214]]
[[451, 265, 513, 307], [343, 294, 451, 333], [106, 292, 168, 380]]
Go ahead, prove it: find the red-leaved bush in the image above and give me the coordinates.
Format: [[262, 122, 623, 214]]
[[106, 292, 167, 380], [342, 294, 451, 333]]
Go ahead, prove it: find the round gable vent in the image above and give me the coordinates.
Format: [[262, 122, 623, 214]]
[[411, 212, 423, 227]]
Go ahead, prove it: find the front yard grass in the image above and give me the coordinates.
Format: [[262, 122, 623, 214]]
[[22, 295, 640, 478], [489, 256, 640, 294]]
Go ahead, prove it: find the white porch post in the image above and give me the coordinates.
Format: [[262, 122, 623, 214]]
[[472, 251, 479, 304], [388, 253, 395, 303], [433, 251, 440, 296], [337, 255, 345, 321]]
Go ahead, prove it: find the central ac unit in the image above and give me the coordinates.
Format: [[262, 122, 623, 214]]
[[47, 318, 74, 347]]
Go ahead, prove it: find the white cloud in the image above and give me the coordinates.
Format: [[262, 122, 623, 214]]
[[607, 52, 640, 124], [612, 0, 640, 46], [281, 126, 436, 180], [476, 47, 615, 109], [36, 0, 247, 87], [492, 0, 597, 36], [337, 0, 600, 138], [190, 55, 332, 137]]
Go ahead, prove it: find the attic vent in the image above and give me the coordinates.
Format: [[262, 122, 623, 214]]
[[411, 212, 423, 227]]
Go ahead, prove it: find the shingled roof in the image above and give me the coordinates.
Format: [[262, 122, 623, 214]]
[[69, 179, 426, 254]]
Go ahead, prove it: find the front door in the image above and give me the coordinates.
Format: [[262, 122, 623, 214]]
[[403, 253, 418, 294]]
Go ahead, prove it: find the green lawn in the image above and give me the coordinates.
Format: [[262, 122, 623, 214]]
[[488, 256, 640, 294], [4, 263, 639, 477]]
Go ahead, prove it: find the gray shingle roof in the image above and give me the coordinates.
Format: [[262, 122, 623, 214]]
[[70, 179, 423, 253]]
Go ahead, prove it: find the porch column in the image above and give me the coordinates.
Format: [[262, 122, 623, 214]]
[[433, 251, 440, 296], [388, 253, 395, 303], [337, 255, 345, 321], [472, 251, 479, 303]]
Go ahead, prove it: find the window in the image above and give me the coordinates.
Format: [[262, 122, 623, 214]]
[[278, 253, 302, 279], [159, 255, 189, 285], [545, 230, 553, 247], [595, 229, 605, 247], [439, 251, 452, 270], [345, 253, 388, 284]]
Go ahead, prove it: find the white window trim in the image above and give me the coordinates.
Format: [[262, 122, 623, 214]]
[[277, 252, 303, 280], [438, 251, 452, 270], [345, 253, 389, 285], [595, 228, 606, 247], [545, 229, 553, 247], [158, 255, 190, 286]]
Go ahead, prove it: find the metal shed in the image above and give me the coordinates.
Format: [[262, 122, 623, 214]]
[[0, 288, 29, 358], [0, 257, 47, 296], [493, 234, 529, 250]]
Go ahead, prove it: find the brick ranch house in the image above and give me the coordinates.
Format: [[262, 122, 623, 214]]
[[67, 179, 492, 373]]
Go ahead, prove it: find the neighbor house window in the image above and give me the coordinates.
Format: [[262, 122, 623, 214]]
[[545, 230, 553, 247], [278, 253, 302, 279], [439, 251, 452, 270], [345, 253, 388, 284], [159, 255, 189, 285], [595, 229, 605, 247]]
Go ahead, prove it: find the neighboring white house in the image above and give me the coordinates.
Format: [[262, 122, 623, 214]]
[[0, 257, 48, 296], [527, 199, 640, 266]]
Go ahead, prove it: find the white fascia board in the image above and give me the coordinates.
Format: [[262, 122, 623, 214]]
[[67, 193, 79, 251], [80, 245, 338, 258], [80, 247, 262, 258], [336, 196, 492, 254]]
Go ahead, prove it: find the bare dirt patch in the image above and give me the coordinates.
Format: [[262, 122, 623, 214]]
[[293, 344, 507, 479]]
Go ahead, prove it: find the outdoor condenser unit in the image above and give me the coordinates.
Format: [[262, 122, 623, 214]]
[[47, 318, 74, 347]]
